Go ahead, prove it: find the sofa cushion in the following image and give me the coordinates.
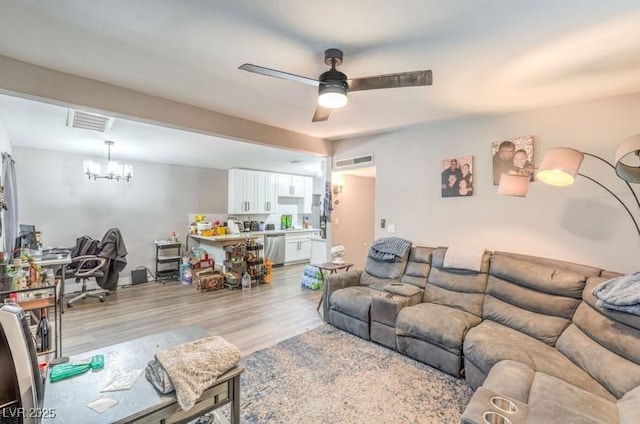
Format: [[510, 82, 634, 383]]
[[483, 295, 573, 346], [619, 385, 640, 424], [527, 373, 618, 424], [556, 302, 640, 399], [363, 244, 411, 280], [493, 251, 603, 277], [484, 254, 586, 346], [423, 248, 490, 317], [463, 320, 615, 400], [399, 246, 434, 289], [329, 286, 380, 322], [397, 303, 481, 351]]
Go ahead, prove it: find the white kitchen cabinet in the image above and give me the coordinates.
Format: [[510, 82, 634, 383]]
[[256, 171, 278, 213], [228, 169, 258, 214], [284, 233, 312, 263], [278, 174, 305, 197]]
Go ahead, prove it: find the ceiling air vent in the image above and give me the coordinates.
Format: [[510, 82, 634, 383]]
[[66, 110, 114, 133], [334, 154, 374, 170]]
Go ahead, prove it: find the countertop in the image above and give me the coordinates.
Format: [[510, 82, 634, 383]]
[[189, 228, 320, 242]]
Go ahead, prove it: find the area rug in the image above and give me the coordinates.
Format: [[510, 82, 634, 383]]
[[196, 325, 473, 424]]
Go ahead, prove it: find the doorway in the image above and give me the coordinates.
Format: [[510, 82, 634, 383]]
[[330, 167, 376, 269]]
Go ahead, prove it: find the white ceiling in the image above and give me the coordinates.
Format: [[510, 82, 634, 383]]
[[1, 0, 640, 174]]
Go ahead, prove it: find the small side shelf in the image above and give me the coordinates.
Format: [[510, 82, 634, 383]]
[[155, 241, 182, 282]]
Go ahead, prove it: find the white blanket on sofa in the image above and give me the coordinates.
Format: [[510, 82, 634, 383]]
[[443, 247, 485, 272]]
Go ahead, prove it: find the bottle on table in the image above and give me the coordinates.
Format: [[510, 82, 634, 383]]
[[36, 307, 51, 352]]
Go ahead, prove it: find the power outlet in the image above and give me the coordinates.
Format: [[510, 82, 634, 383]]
[[387, 224, 396, 233], [380, 218, 386, 228]]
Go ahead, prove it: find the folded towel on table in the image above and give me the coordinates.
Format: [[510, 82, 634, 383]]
[[593, 271, 640, 315], [368, 237, 411, 262], [152, 336, 241, 411], [145, 359, 174, 394], [443, 247, 486, 272]]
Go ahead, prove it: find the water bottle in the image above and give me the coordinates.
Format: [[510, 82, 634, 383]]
[[242, 272, 251, 291]]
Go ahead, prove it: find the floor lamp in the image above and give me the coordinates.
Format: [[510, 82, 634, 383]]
[[498, 135, 640, 238]]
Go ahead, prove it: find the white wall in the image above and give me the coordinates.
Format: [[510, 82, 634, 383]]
[[0, 119, 11, 253], [0, 119, 11, 153], [333, 92, 640, 273], [13, 147, 228, 284]]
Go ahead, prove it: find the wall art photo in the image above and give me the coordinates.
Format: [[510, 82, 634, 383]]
[[492, 135, 534, 185], [441, 156, 474, 197]]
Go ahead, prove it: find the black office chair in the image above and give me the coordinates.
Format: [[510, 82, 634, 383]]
[[66, 255, 108, 307], [65, 229, 127, 308]]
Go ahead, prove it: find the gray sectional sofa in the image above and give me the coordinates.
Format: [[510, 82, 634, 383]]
[[322, 243, 640, 424]]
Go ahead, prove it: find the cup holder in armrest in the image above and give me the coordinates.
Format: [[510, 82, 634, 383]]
[[483, 411, 512, 424], [490, 396, 518, 414]]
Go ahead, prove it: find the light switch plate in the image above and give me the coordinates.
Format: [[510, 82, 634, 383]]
[[387, 224, 395, 233]]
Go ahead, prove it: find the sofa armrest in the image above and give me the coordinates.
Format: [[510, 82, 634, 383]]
[[322, 269, 363, 322], [619, 385, 640, 424]]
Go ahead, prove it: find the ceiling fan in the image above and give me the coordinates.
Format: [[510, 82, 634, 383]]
[[239, 48, 433, 122]]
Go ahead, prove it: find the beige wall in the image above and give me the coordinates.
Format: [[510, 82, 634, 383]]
[[333, 92, 640, 273], [331, 174, 375, 269], [0, 55, 331, 157]]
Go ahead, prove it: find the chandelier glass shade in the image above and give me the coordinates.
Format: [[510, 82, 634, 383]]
[[83, 141, 133, 182]]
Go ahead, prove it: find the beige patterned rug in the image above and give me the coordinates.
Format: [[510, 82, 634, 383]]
[[195, 324, 473, 424]]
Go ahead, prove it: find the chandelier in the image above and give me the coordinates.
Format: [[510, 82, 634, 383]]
[[83, 141, 133, 182]]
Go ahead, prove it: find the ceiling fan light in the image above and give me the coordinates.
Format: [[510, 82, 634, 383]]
[[318, 85, 347, 109]]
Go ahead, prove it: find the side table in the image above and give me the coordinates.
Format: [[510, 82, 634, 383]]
[[313, 262, 354, 313]]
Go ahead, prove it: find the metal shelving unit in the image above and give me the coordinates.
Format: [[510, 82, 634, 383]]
[[155, 241, 182, 282], [0, 280, 62, 359]]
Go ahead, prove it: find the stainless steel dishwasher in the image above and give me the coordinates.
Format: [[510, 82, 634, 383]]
[[265, 233, 286, 266]]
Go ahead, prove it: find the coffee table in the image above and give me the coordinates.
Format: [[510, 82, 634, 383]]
[[43, 326, 242, 424]]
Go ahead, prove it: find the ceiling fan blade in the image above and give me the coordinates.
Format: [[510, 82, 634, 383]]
[[348, 70, 433, 92], [239, 64, 319, 87], [312, 106, 332, 122]]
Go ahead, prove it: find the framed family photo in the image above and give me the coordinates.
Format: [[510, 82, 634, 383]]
[[492, 135, 534, 185], [441, 156, 474, 197]]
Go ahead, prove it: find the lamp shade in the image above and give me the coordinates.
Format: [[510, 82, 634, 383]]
[[536, 148, 584, 187], [318, 84, 347, 108], [498, 173, 530, 197], [615, 134, 640, 183]]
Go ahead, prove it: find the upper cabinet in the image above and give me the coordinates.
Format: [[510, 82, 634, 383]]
[[230, 169, 279, 214], [256, 171, 278, 213], [230, 169, 315, 215], [277, 174, 306, 197], [228, 169, 258, 214]]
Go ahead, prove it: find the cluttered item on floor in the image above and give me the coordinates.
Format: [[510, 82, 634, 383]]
[[194, 268, 225, 292], [301, 265, 326, 290]]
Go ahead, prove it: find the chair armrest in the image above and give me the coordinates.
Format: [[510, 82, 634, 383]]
[[619, 385, 640, 424], [322, 269, 362, 322], [69, 255, 107, 278]]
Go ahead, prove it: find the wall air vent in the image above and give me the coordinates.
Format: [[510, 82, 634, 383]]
[[334, 154, 374, 170], [66, 110, 114, 133]]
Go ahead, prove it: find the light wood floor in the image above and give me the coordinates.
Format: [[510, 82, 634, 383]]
[[60, 264, 324, 357]]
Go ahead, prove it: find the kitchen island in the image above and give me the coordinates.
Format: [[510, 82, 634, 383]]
[[189, 228, 321, 268], [189, 234, 259, 269]]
